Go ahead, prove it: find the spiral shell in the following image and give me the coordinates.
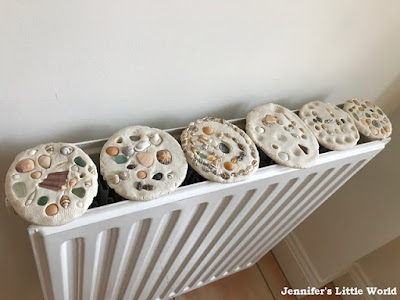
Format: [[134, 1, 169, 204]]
[[60, 195, 70, 208]]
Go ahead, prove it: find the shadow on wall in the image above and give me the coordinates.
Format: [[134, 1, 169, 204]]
[[376, 72, 400, 114]]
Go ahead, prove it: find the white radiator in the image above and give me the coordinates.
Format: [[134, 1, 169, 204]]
[[28, 120, 387, 300]]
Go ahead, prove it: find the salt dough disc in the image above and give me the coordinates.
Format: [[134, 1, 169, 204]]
[[4, 143, 98, 226], [100, 126, 188, 201], [343, 99, 392, 140], [180, 117, 259, 183], [299, 101, 360, 151], [246, 103, 319, 168]]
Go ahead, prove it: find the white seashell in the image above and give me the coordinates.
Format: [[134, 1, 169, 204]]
[[45, 145, 54, 154], [109, 174, 120, 184], [71, 165, 79, 172], [150, 133, 163, 146], [135, 141, 150, 152], [27, 149, 37, 156], [12, 174, 20, 180], [60, 146, 74, 156]]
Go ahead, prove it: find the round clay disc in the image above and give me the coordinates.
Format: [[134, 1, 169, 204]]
[[4, 143, 98, 226], [246, 103, 319, 168], [299, 101, 360, 151], [180, 117, 259, 183], [343, 99, 392, 140], [100, 126, 188, 201]]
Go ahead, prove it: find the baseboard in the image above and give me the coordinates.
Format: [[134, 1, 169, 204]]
[[272, 232, 324, 295], [334, 264, 381, 300]]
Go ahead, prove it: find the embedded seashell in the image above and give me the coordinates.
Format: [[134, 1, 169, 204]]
[[69, 177, 78, 187], [135, 141, 150, 152], [150, 133, 163, 146], [109, 174, 120, 184], [137, 152, 154, 168], [16, 158, 35, 173], [39, 170, 69, 191], [157, 150, 172, 165], [60, 196, 71, 208], [119, 171, 130, 180], [12, 182, 27, 198], [45, 204, 59, 216], [71, 165, 79, 172], [84, 179, 92, 187], [31, 171, 42, 179], [12, 174, 20, 180], [88, 166, 96, 174], [106, 146, 119, 156], [167, 172, 174, 179], [137, 171, 147, 179], [38, 155, 51, 169], [25, 190, 36, 206], [27, 149, 37, 156], [60, 146, 74, 156], [56, 161, 69, 169], [45, 145, 54, 154], [122, 146, 135, 157], [202, 126, 214, 135]]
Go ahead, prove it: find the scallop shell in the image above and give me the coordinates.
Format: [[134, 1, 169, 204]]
[[137, 152, 154, 168], [156, 150, 172, 165]]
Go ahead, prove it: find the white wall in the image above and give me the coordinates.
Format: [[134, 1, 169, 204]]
[[1, 1, 400, 299]]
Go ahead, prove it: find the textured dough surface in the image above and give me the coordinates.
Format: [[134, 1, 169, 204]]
[[343, 99, 392, 140], [299, 101, 360, 150], [181, 117, 259, 183], [246, 103, 319, 168], [4, 143, 98, 226], [100, 126, 188, 201]]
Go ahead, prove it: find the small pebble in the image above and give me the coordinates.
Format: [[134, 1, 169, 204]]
[[45, 204, 59, 216], [106, 146, 119, 156], [152, 173, 163, 180], [12, 174, 21, 180], [114, 155, 128, 164], [12, 182, 27, 198], [72, 187, 86, 198], [71, 165, 79, 172], [76, 201, 84, 208], [37, 196, 48, 206], [383, 126, 390, 132], [265, 115, 277, 123], [372, 120, 380, 128], [137, 171, 147, 179], [255, 126, 265, 134], [74, 156, 86, 167], [224, 161, 234, 171], [16, 158, 35, 173], [122, 146, 135, 157], [202, 126, 214, 135], [218, 143, 230, 154]]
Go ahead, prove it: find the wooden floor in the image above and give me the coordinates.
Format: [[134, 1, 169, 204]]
[[175, 252, 342, 300]]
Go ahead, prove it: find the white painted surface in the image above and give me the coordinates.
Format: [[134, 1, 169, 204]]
[[1, 1, 400, 299], [29, 128, 384, 300], [273, 106, 400, 288]]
